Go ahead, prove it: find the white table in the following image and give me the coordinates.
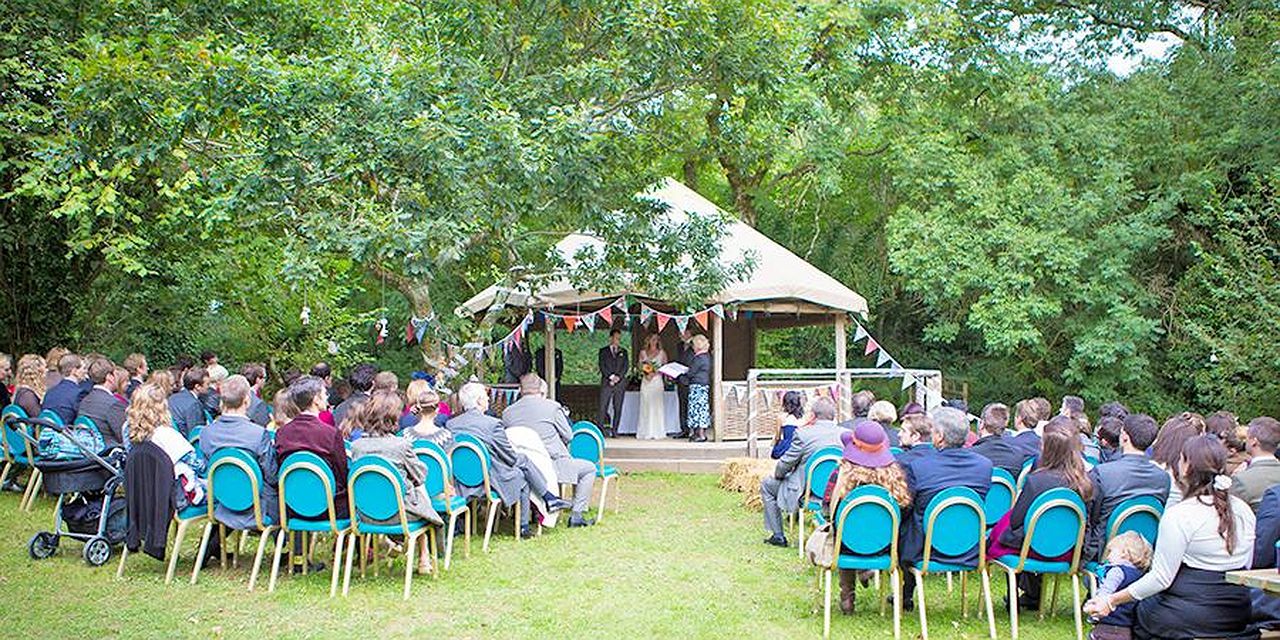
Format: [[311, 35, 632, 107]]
[[616, 390, 681, 435]]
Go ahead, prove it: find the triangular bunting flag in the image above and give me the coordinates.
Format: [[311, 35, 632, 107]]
[[694, 310, 709, 329], [414, 319, 428, 344], [727, 305, 738, 321], [901, 373, 916, 390], [888, 361, 904, 374], [614, 297, 627, 309], [583, 313, 596, 332], [853, 324, 868, 342], [864, 338, 879, 355], [598, 307, 612, 327], [656, 314, 670, 332], [640, 306, 653, 324], [711, 304, 725, 319], [406, 320, 416, 344], [876, 349, 892, 367], [564, 316, 579, 332], [675, 315, 689, 333]]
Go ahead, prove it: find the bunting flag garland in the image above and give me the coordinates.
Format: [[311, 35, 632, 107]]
[[598, 307, 612, 326], [694, 310, 709, 329], [583, 313, 596, 332], [727, 305, 738, 321], [845, 316, 940, 408], [656, 314, 670, 332], [639, 306, 653, 324], [564, 315, 579, 332], [875, 349, 892, 367], [901, 373, 917, 391], [853, 324, 868, 342], [711, 304, 725, 319], [863, 338, 879, 356], [406, 319, 417, 344], [674, 315, 689, 333]]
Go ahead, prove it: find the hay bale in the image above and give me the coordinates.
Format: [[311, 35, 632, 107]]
[[719, 457, 774, 512]]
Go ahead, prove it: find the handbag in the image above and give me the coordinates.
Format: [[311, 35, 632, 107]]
[[805, 521, 836, 568]]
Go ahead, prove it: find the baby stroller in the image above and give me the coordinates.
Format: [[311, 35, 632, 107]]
[[5, 414, 127, 566]]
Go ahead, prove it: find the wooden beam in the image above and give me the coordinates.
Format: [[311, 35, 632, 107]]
[[712, 313, 724, 441], [545, 322, 557, 401]]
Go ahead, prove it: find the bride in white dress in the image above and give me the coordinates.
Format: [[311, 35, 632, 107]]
[[636, 333, 668, 440]]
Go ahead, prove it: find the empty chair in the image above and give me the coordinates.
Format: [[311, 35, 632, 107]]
[[569, 420, 619, 520], [984, 468, 1016, 530]]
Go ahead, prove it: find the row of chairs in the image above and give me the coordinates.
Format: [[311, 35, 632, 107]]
[[111, 420, 621, 600], [795, 446, 1163, 640]]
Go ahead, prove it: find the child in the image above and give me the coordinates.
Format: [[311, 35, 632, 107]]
[[1086, 531, 1153, 640], [1096, 416, 1124, 465]]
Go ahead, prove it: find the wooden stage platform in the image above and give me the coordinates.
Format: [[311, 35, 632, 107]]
[[601, 436, 772, 474]]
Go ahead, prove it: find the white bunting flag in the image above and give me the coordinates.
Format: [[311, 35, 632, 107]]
[[901, 373, 916, 390], [876, 349, 892, 367], [853, 323, 868, 343]]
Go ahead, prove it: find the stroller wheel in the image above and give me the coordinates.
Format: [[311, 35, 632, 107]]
[[28, 532, 58, 560], [83, 536, 112, 566]]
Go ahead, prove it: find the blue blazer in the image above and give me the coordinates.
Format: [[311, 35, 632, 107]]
[[1254, 485, 1280, 570], [42, 378, 90, 425], [900, 447, 993, 566], [167, 390, 207, 438]]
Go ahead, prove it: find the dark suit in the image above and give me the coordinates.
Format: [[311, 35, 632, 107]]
[[124, 377, 143, 402], [675, 341, 694, 432], [1009, 430, 1042, 459], [1086, 453, 1170, 561], [77, 386, 127, 449], [597, 345, 628, 431], [167, 390, 207, 438], [42, 378, 89, 425], [533, 347, 564, 398], [331, 390, 368, 430], [900, 447, 993, 566], [971, 433, 1031, 477], [503, 345, 532, 384], [1254, 485, 1280, 569], [246, 392, 272, 427]]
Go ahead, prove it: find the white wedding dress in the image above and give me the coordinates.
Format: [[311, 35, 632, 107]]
[[636, 349, 668, 440]]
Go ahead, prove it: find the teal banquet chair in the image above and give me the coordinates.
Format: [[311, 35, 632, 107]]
[[569, 420, 619, 520], [269, 452, 352, 596], [413, 440, 470, 569], [342, 456, 437, 600], [1085, 495, 1164, 590], [117, 496, 208, 584], [0, 404, 41, 511], [798, 446, 842, 557], [989, 487, 1088, 640], [822, 485, 903, 639], [191, 448, 277, 591], [909, 487, 996, 640], [984, 468, 1016, 530], [450, 433, 508, 553]]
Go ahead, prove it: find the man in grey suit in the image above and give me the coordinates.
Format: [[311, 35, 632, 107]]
[[1085, 413, 1170, 561], [597, 329, 628, 437], [201, 375, 279, 531], [760, 397, 848, 547], [241, 363, 272, 427], [447, 383, 570, 538], [76, 356, 127, 449], [1231, 417, 1280, 511], [502, 374, 597, 527]]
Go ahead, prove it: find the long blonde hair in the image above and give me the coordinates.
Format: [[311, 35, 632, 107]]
[[829, 460, 912, 512], [15, 354, 47, 400], [126, 384, 172, 443]]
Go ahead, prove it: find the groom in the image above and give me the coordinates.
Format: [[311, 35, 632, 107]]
[[597, 329, 628, 437]]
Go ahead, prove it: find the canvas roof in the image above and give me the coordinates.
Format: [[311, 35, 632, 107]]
[[456, 178, 869, 318]]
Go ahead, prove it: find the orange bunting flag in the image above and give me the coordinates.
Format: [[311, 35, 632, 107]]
[[598, 307, 612, 326], [864, 338, 879, 355], [656, 314, 671, 331], [564, 315, 579, 332], [694, 310, 709, 329]]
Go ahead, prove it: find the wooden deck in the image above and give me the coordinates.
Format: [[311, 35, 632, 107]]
[[602, 436, 771, 473]]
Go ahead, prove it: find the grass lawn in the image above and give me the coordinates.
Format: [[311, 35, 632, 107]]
[[0, 473, 1078, 638]]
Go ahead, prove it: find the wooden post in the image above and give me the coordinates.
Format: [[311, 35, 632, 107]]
[[834, 314, 848, 422], [544, 322, 557, 401], [711, 312, 724, 442]]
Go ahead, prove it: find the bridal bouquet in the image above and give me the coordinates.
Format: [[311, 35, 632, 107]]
[[640, 361, 657, 375]]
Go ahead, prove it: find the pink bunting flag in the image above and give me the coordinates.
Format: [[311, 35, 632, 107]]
[[694, 310, 709, 329], [656, 314, 670, 332], [598, 307, 612, 326], [864, 338, 879, 356]]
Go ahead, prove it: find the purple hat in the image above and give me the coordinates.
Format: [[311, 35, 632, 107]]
[[900, 402, 925, 417], [841, 419, 896, 468]]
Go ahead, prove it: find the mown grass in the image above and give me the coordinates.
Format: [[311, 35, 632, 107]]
[[0, 473, 1077, 638]]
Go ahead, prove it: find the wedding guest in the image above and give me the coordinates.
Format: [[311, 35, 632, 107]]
[[1230, 416, 1280, 511], [332, 363, 375, 432], [0, 353, 10, 408], [850, 390, 875, 420], [240, 363, 271, 426], [821, 420, 911, 614], [502, 342, 532, 384], [867, 400, 900, 448], [275, 376, 347, 517], [400, 381, 452, 450], [760, 397, 846, 547], [373, 370, 399, 394], [447, 382, 537, 539], [42, 353, 89, 424], [122, 353, 148, 400], [502, 374, 594, 526], [1084, 435, 1256, 640], [1150, 412, 1205, 505], [1086, 413, 1168, 563], [200, 350, 219, 368], [12, 354, 46, 418], [674, 329, 695, 439], [1098, 401, 1130, 422], [200, 363, 228, 419], [43, 346, 69, 391], [110, 366, 130, 404], [128, 384, 205, 506], [771, 391, 806, 459], [271, 387, 297, 427], [971, 402, 1028, 477], [76, 356, 127, 448], [1088, 531, 1153, 640], [686, 334, 712, 442], [597, 329, 628, 438], [168, 367, 210, 438], [1096, 416, 1125, 465], [1205, 411, 1248, 474], [201, 375, 278, 530], [894, 412, 935, 468]]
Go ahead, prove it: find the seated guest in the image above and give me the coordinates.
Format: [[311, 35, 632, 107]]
[[1230, 416, 1280, 512], [850, 390, 875, 420], [42, 353, 89, 424], [1084, 435, 1256, 640], [199, 364, 227, 419], [771, 391, 806, 459], [240, 363, 271, 427], [168, 367, 210, 438], [270, 387, 297, 429], [1086, 413, 1169, 562], [331, 363, 376, 431], [200, 350, 219, 369], [868, 400, 900, 448], [400, 381, 453, 450], [970, 402, 1028, 477], [447, 382, 544, 539], [0, 353, 10, 408], [1096, 416, 1125, 465], [1205, 411, 1247, 474], [350, 390, 444, 574], [373, 370, 399, 394], [1008, 397, 1050, 459], [894, 412, 935, 468], [1254, 484, 1280, 569], [122, 353, 148, 400], [821, 420, 912, 614], [760, 397, 847, 547], [501, 374, 593, 527], [128, 384, 206, 507], [148, 369, 175, 398], [275, 376, 348, 517], [201, 375, 278, 529], [899, 407, 993, 609], [43, 346, 68, 391], [1150, 412, 1205, 505], [76, 356, 128, 448], [1061, 395, 1091, 432], [1088, 531, 1154, 640], [110, 366, 130, 404], [12, 354, 46, 419], [990, 416, 1097, 610], [1098, 401, 1129, 422]]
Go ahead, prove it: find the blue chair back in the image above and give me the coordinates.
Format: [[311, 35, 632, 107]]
[[450, 433, 492, 493], [1019, 487, 1087, 570], [412, 440, 451, 499], [279, 451, 342, 530], [804, 447, 842, 507], [921, 487, 986, 570], [348, 456, 411, 532], [833, 485, 900, 560], [1106, 496, 1163, 546], [889, 446, 904, 457], [570, 428, 606, 472], [572, 420, 602, 438], [984, 468, 1016, 526], [207, 448, 268, 529], [2, 404, 30, 462]]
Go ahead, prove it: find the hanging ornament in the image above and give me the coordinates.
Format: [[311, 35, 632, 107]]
[[300, 305, 311, 326], [375, 317, 389, 345], [327, 339, 340, 355]]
